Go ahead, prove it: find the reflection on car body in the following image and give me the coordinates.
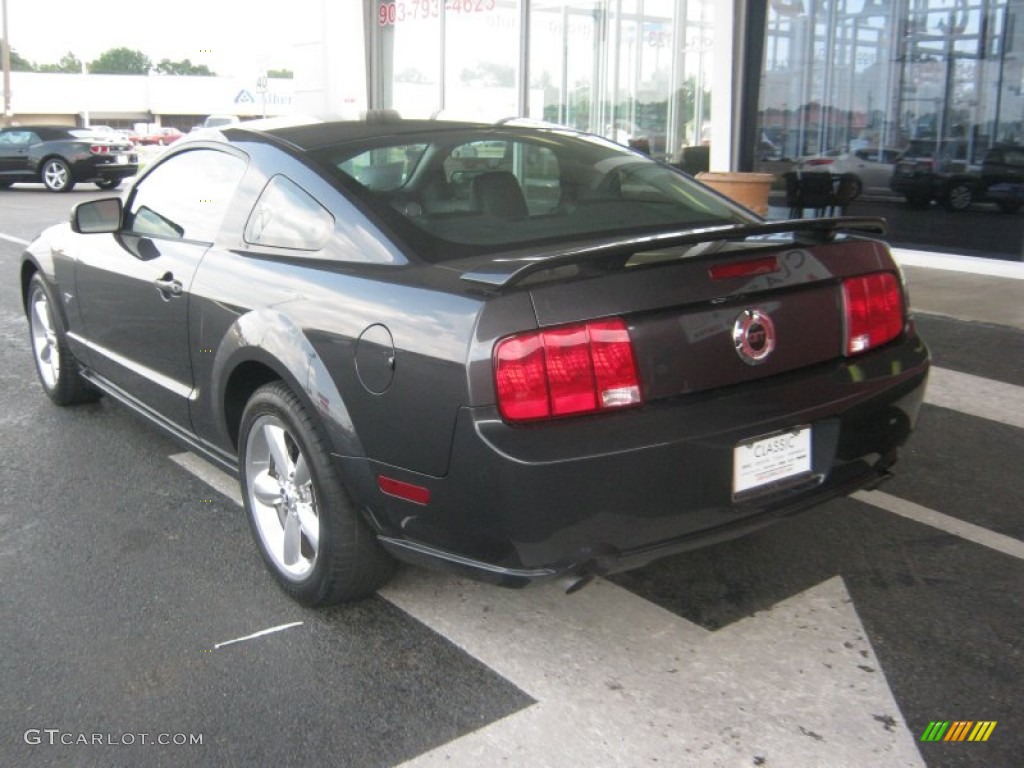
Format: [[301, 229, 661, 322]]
[[19, 117, 929, 605]]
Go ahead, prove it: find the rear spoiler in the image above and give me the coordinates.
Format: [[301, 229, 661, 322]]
[[460, 216, 887, 289]]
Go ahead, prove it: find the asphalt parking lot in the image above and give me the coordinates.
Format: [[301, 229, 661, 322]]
[[0, 187, 1021, 767]]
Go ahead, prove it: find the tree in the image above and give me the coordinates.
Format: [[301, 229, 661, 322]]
[[266, 68, 293, 79], [88, 47, 151, 75], [38, 51, 83, 74], [1, 42, 35, 72], [154, 58, 215, 76]]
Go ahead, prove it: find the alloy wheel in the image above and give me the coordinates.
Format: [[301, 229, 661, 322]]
[[43, 160, 70, 191], [245, 414, 320, 579], [29, 288, 60, 390]]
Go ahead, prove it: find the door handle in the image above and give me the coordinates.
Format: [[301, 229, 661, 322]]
[[154, 273, 183, 300]]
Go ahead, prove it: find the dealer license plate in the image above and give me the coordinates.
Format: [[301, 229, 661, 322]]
[[733, 427, 812, 497]]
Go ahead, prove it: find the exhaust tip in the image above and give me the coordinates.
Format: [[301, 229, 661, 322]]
[[559, 573, 597, 595]]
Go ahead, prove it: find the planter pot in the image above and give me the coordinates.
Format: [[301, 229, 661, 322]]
[[696, 171, 775, 216]]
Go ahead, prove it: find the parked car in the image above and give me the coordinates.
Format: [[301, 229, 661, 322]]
[[203, 114, 241, 129], [797, 147, 903, 198], [890, 138, 981, 210], [20, 117, 929, 605], [978, 144, 1024, 213], [890, 139, 1023, 213], [134, 127, 185, 146], [0, 125, 139, 192]]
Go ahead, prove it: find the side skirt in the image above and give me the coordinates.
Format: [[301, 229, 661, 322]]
[[78, 367, 239, 477]]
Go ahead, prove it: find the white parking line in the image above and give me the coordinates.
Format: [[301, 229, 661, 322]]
[[893, 248, 1024, 280], [385, 571, 923, 767], [169, 452, 242, 506], [854, 490, 1024, 562], [0, 232, 30, 246], [213, 621, 304, 650], [925, 367, 1024, 430]]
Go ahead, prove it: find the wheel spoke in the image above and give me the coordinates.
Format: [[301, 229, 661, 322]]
[[293, 453, 310, 487], [296, 502, 319, 551], [33, 301, 53, 335], [32, 331, 50, 361], [252, 470, 283, 507], [282, 512, 302, 566], [263, 424, 292, 476]]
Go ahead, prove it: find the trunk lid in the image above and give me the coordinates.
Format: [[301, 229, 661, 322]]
[[487, 222, 899, 400]]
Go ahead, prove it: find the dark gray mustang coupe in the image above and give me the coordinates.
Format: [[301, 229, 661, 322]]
[[20, 117, 929, 605]]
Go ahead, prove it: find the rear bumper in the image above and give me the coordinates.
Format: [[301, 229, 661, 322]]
[[364, 329, 930, 585], [71, 156, 139, 182]]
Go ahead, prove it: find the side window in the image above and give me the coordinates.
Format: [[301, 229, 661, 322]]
[[521, 145, 560, 214], [1004, 149, 1024, 168], [439, 140, 560, 214], [126, 149, 247, 243], [0, 130, 38, 146], [337, 144, 427, 191], [443, 141, 512, 202], [245, 175, 335, 251]]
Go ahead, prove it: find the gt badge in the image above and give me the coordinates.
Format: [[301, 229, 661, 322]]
[[733, 309, 775, 365]]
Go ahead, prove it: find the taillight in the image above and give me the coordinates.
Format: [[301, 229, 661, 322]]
[[90, 144, 111, 155], [804, 158, 834, 167], [842, 272, 904, 356], [495, 318, 642, 422]]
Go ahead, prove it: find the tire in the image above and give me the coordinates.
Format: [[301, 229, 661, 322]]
[[943, 183, 974, 212], [41, 158, 75, 192], [26, 274, 101, 406], [239, 382, 395, 605], [996, 199, 1022, 214], [95, 178, 122, 191]]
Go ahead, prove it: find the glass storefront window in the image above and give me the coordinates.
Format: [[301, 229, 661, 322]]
[[759, 0, 1023, 158], [755, 0, 1024, 258], [372, 1, 716, 165]]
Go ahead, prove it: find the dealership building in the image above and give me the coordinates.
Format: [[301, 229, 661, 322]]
[[5, 0, 1023, 175], [292, 0, 1024, 173]]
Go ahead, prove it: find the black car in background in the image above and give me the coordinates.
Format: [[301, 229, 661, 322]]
[[979, 144, 1024, 213], [890, 138, 978, 210], [20, 117, 929, 605], [0, 125, 139, 192], [890, 138, 1023, 212]]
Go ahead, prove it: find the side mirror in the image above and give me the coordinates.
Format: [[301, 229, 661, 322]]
[[71, 198, 123, 234]]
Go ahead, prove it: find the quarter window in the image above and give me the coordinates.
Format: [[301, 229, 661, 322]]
[[126, 149, 247, 243], [245, 175, 335, 251]]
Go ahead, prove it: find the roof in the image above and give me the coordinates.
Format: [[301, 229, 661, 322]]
[[225, 115, 525, 151], [0, 125, 77, 139]]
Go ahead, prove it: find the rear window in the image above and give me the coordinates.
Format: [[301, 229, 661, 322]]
[[314, 128, 747, 262]]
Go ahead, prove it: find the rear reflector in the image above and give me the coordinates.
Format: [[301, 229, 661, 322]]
[[804, 158, 834, 166], [842, 272, 904, 355], [495, 318, 642, 422], [378, 476, 431, 505]]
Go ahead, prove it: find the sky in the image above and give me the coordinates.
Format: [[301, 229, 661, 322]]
[[4, 0, 301, 77]]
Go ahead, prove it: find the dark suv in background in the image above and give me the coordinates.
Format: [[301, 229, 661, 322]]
[[890, 139, 977, 210], [979, 144, 1024, 213], [891, 138, 1023, 213]]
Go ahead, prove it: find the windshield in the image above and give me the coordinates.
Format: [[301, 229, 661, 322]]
[[312, 127, 751, 262]]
